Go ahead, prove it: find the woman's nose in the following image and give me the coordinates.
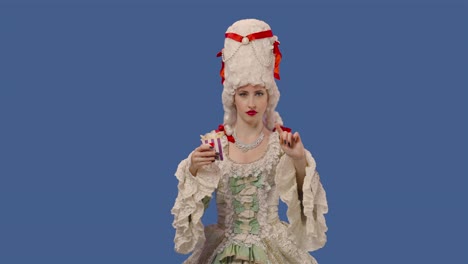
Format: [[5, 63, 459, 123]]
[[248, 96, 256, 108]]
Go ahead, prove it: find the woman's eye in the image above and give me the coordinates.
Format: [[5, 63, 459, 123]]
[[239, 93, 247, 97], [255, 92, 264, 96]]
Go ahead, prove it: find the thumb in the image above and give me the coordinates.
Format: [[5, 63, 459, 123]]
[[293, 132, 301, 143]]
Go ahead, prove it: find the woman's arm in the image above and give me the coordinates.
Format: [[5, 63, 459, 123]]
[[275, 123, 307, 199], [275, 149, 328, 252], [171, 151, 221, 254]]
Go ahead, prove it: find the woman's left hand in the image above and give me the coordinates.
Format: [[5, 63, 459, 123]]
[[275, 123, 306, 161]]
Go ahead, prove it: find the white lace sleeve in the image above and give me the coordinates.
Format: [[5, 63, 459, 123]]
[[275, 149, 328, 252], [170, 152, 221, 254]]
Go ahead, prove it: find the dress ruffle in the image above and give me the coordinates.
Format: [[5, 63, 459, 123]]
[[171, 152, 221, 254], [212, 243, 268, 264], [275, 150, 328, 252]]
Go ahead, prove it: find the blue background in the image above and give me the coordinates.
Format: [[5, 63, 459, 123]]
[[0, 0, 467, 263]]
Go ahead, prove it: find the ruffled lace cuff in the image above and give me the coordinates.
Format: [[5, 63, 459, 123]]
[[171, 152, 221, 254], [275, 150, 328, 252]]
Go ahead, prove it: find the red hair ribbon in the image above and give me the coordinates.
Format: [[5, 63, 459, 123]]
[[216, 29, 282, 83], [272, 125, 291, 133], [216, 51, 225, 84], [217, 124, 291, 143], [273, 41, 282, 80], [216, 124, 235, 143], [225, 30, 273, 43]]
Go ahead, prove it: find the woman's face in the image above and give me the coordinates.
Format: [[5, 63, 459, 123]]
[[234, 84, 268, 125]]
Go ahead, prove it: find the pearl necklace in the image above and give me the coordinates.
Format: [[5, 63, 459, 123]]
[[233, 129, 265, 152]]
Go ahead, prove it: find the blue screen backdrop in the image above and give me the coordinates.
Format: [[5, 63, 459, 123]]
[[0, 0, 467, 263]]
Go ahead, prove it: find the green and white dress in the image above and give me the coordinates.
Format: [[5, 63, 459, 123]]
[[171, 130, 328, 264]]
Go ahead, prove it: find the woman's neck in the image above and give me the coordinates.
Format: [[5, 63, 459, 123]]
[[234, 120, 265, 142]]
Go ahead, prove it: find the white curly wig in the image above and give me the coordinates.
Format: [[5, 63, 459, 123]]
[[219, 18, 283, 136]]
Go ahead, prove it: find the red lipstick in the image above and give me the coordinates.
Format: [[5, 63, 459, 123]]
[[246, 110, 257, 116]]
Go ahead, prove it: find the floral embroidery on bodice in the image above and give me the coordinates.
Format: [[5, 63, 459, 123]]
[[217, 131, 282, 248], [230, 174, 261, 238]]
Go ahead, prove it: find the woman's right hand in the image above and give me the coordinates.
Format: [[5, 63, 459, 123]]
[[189, 144, 217, 176]]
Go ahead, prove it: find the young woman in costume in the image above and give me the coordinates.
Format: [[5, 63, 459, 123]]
[[171, 18, 328, 264]]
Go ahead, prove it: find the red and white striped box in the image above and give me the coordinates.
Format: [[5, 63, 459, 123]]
[[200, 131, 224, 161]]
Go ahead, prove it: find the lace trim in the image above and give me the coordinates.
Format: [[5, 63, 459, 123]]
[[206, 237, 269, 264], [211, 131, 281, 261], [206, 225, 318, 264], [172, 153, 221, 255], [265, 223, 318, 264], [221, 131, 282, 177], [275, 150, 328, 252]]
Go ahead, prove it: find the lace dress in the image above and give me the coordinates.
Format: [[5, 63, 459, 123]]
[[171, 130, 328, 264]]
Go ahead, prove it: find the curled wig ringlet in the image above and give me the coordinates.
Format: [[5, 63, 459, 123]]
[[220, 18, 284, 136]]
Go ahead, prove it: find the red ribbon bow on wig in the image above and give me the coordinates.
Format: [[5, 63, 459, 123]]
[[216, 29, 282, 84]]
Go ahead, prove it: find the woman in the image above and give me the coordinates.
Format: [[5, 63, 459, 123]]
[[171, 18, 328, 264]]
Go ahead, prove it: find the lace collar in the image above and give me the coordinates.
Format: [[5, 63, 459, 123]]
[[219, 131, 282, 178]]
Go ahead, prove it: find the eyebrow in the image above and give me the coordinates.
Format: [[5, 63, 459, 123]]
[[237, 88, 266, 93]]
